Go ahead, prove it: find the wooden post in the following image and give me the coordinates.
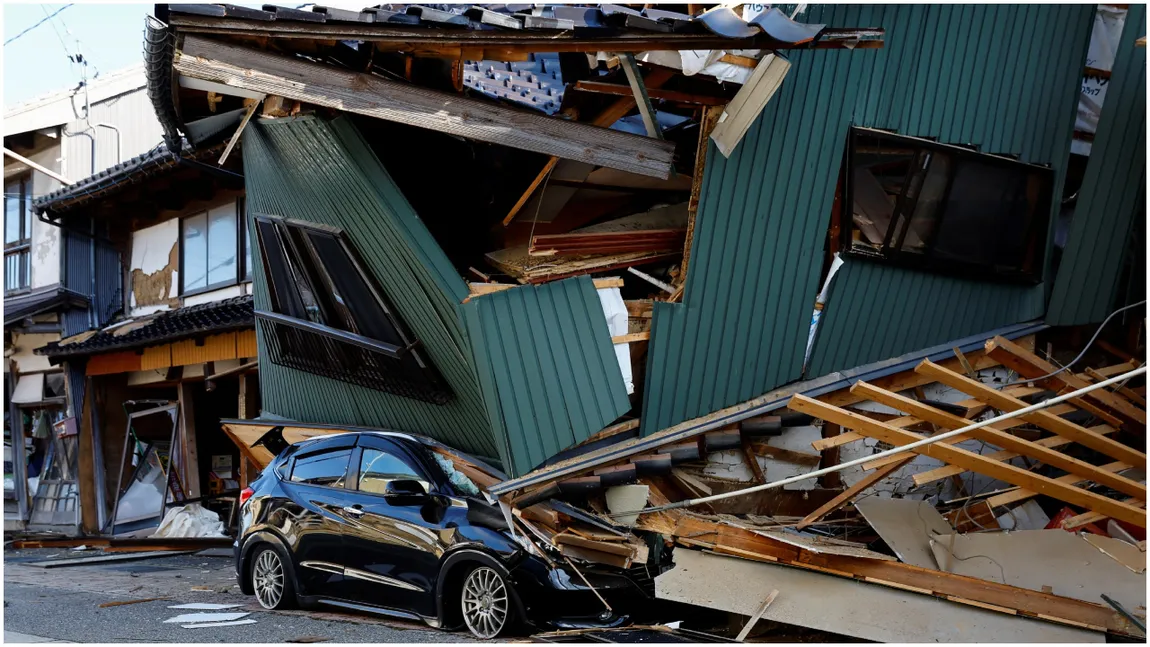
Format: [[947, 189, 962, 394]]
[[177, 382, 201, 499], [237, 372, 258, 487]]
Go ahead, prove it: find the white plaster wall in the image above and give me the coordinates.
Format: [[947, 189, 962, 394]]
[[128, 218, 179, 316], [183, 284, 244, 307], [7, 332, 60, 374]]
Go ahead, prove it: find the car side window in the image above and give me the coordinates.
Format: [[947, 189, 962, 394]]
[[358, 447, 428, 495], [290, 449, 351, 488]]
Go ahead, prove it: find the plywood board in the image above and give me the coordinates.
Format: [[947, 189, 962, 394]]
[[929, 530, 1145, 612], [657, 550, 1102, 643], [855, 497, 953, 569]]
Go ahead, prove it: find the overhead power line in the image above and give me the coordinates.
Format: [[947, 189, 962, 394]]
[[4, 4, 74, 46]]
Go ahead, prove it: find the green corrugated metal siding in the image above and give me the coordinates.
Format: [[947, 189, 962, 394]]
[[1048, 5, 1146, 325], [244, 115, 497, 458], [244, 115, 629, 475], [806, 261, 1045, 376], [461, 276, 629, 475], [641, 4, 1093, 435]]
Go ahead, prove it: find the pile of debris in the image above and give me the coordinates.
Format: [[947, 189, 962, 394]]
[[491, 334, 1147, 641]]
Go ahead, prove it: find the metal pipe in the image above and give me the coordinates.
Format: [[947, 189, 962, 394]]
[[615, 364, 1148, 516]]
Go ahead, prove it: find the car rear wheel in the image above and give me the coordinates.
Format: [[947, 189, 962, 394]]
[[251, 545, 296, 610], [461, 566, 513, 639]]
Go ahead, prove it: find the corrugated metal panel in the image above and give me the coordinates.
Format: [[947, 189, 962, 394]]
[[237, 329, 258, 358], [807, 261, 1045, 376], [61, 218, 122, 336], [243, 115, 499, 462], [641, 5, 1093, 435], [140, 344, 172, 370], [170, 332, 237, 366], [461, 277, 629, 475], [61, 88, 164, 181], [1047, 5, 1146, 325]]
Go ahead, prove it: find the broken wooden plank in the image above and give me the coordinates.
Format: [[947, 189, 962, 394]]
[[530, 228, 686, 257], [176, 35, 675, 178], [787, 394, 1147, 527], [985, 460, 1133, 508], [794, 456, 913, 529], [1061, 498, 1145, 531], [914, 425, 1119, 487], [1084, 367, 1147, 406], [710, 53, 791, 157], [985, 336, 1145, 429], [676, 104, 725, 300], [735, 589, 780, 642], [670, 514, 1134, 635], [915, 360, 1147, 467], [219, 97, 262, 165], [611, 331, 650, 344], [853, 382, 1146, 499]]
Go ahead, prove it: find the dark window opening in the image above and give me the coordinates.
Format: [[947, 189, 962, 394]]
[[179, 197, 251, 295], [254, 215, 453, 405], [5, 174, 32, 293], [841, 127, 1053, 283], [290, 449, 351, 488]]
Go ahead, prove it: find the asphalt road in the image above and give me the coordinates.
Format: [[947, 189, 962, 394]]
[[3, 548, 475, 643]]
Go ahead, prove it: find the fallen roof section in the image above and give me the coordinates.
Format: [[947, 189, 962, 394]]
[[160, 3, 880, 53]]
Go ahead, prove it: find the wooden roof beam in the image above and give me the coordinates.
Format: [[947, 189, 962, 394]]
[[915, 360, 1147, 468], [787, 394, 1147, 527], [175, 35, 676, 178], [985, 336, 1146, 430], [853, 382, 1146, 499]]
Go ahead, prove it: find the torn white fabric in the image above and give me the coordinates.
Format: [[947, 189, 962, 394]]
[[633, 49, 756, 84], [164, 612, 250, 624], [152, 504, 226, 539], [597, 286, 634, 394]]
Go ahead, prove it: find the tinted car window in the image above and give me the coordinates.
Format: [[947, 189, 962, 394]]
[[358, 448, 428, 494], [290, 449, 351, 487]]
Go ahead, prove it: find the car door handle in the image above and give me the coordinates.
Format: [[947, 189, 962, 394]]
[[342, 505, 365, 516]]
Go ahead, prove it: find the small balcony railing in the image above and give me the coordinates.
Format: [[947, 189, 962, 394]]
[[256, 310, 453, 405]]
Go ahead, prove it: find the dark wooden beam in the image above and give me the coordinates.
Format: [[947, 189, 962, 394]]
[[175, 35, 676, 178], [574, 80, 730, 106]]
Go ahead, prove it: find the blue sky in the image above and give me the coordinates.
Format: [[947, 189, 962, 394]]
[[3, 3, 152, 109]]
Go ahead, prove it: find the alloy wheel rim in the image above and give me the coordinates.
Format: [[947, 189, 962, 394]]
[[253, 549, 285, 609], [461, 566, 508, 639]]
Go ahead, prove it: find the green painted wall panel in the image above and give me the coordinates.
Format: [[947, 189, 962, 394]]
[[243, 116, 497, 458], [641, 4, 1093, 435], [462, 277, 629, 475], [244, 116, 628, 475], [1048, 5, 1147, 325]]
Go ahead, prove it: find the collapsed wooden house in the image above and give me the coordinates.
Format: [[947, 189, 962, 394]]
[[147, 2, 1146, 640]]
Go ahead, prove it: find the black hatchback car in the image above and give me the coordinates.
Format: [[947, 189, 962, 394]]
[[236, 429, 656, 638]]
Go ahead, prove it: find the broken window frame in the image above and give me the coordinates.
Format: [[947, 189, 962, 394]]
[[840, 127, 1054, 284], [4, 174, 32, 294], [252, 214, 453, 405], [178, 196, 252, 297]]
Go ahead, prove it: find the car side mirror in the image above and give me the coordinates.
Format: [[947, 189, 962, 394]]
[[384, 479, 427, 499]]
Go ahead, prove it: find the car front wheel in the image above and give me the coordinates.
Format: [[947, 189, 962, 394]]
[[461, 566, 514, 639], [250, 545, 296, 610]]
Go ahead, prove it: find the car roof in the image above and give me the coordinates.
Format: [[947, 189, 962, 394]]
[[289, 429, 507, 480]]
